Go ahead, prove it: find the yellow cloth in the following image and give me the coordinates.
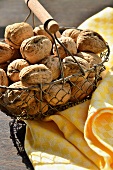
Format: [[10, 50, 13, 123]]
[[24, 7, 113, 170]]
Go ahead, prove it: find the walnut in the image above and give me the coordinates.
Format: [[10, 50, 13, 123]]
[[53, 36, 77, 59], [70, 78, 94, 102], [7, 59, 29, 82], [62, 28, 80, 42], [19, 64, 52, 91], [77, 52, 102, 78], [3, 81, 35, 116], [44, 82, 71, 106], [40, 55, 61, 80], [33, 25, 61, 43], [4, 22, 34, 49], [77, 29, 107, 54], [0, 42, 15, 64], [0, 68, 9, 93], [63, 56, 90, 82], [20, 35, 52, 64]]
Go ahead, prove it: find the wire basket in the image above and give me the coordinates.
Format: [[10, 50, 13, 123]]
[[0, 24, 110, 120], [0, 0, 110, 120]]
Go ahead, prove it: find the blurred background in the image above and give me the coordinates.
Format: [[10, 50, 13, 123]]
[[0, 1, 113, 170], [0, 0, 113, 38]]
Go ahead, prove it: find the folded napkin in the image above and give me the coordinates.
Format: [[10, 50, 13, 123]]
[[24, 7, 113, 170]]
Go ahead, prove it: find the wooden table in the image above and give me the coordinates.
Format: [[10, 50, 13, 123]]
[[0, 0, 113, 169]]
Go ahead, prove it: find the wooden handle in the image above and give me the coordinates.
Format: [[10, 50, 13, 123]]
[[25, 0, 59, 34]]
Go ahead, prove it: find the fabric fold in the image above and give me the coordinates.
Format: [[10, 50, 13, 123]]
[[78, 7, 113, 71], [24, 7, 113, 170], [25, 104, 100, 170], [84, 68, 113, 169]]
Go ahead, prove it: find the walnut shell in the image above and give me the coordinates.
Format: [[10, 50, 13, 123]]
[[3, 81, 35, 109], [77, 29, 107, 54], [53, 36, 77, 59], [0, 42, 15, 64], [77, 52, 102, 67], [77, 52, 102, 78], [4, 22, 34, 49], [26, 100, 48, 116], [20, 35, 52, 64], [19, 64, 52, 88], [2, 81, 49, 117], [63, 56, 90, 82], [40, 55, 61, 80], [7, 59, 29, 82], [33, 25, 61, 43], [0, 68, 9, 93], [62, 28, 80, 42], [70, 78, 94, 102], [22, 101, 48, 119], [44, 82, 71, 106]]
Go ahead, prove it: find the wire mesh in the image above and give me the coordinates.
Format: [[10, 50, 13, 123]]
[[0, 24, 110, 120]]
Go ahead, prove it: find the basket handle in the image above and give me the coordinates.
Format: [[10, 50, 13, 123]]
[[25, 0, 59, 34]]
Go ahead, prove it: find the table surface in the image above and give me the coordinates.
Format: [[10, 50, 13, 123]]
[[0, 0, 113, 169]]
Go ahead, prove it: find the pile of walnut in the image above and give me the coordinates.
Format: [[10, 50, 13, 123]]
[[0, 22, 107, 118]]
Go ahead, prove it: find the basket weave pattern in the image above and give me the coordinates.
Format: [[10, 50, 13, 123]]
[[0, 27, 110, 120]]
